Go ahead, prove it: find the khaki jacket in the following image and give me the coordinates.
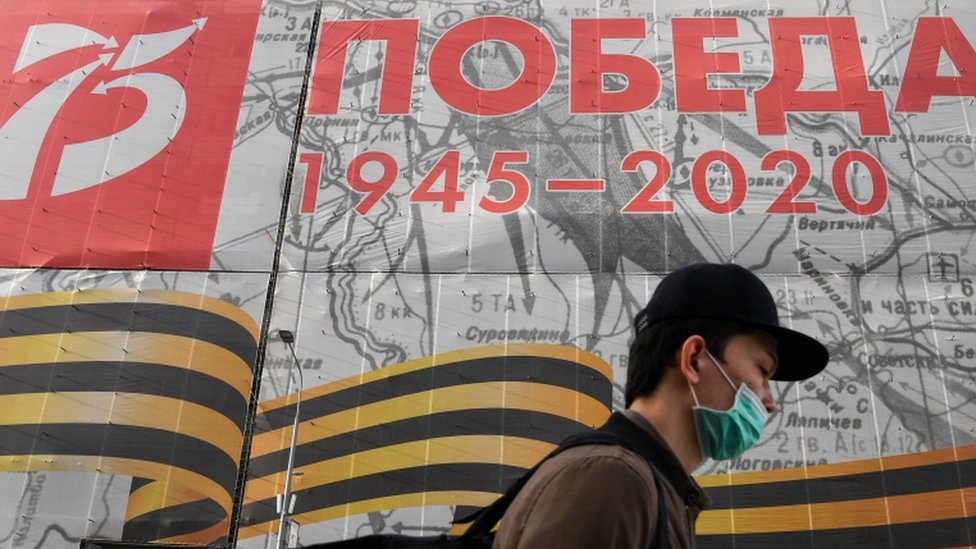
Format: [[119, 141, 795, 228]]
[[492, 411, 708, 549]]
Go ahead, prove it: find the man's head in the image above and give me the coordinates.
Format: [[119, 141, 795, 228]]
[[626, 317, 758, 406], [625, 263, 828, 406]]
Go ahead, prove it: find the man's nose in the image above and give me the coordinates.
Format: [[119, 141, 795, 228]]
[[761, 386, 777, 414]]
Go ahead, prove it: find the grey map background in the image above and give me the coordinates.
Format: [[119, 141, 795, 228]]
[[4, 0, 976, 547]]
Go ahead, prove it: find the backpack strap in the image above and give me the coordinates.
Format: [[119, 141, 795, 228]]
[[461, 413, 672, 549]]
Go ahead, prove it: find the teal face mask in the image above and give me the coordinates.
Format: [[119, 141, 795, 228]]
[[690, 350, 769, 461]]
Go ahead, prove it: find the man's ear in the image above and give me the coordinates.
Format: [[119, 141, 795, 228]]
[[679, 335, 707, 385]]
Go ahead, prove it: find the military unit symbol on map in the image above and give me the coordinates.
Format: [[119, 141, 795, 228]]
[[928, 253, 960, 282]]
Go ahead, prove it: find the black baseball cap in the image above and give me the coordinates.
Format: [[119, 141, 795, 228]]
[[634, 263, 829, 381]]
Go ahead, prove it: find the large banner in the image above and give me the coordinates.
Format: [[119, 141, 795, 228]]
[[2, 0, 976, 547]]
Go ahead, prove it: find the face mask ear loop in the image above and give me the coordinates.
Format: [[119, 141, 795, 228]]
[[687, 379, 701, 406], [704, 349, 738, 391]]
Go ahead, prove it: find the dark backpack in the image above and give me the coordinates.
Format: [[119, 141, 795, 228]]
[[306, 413, 671, 549]]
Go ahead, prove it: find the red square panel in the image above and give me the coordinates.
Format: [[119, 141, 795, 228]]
[[0, 1, 261, 269]]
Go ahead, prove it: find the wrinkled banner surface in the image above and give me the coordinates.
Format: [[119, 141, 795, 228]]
[[2, 1, 976, 548]]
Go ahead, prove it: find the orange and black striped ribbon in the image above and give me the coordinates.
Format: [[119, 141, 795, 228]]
[[696, 444, 976, 548], [0, 290, 258, 545], [238, 344, 614, 539]]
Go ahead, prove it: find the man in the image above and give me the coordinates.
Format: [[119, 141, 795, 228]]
[[492, 263, 829, 548]]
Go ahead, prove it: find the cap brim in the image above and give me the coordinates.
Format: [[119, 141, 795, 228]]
[[764, 326, 829, 381]]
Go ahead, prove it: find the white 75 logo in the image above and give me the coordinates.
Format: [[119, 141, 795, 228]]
[[0, 19, 206, 200]]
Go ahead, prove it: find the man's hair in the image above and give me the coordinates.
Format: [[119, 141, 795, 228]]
[[625, 318, 757, 407]]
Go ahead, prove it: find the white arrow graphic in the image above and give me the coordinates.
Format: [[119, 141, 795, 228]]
[[52, 72, 186, 196], [112, 18, 206, 71], [14, 23, 116, 73], [0, 54, 113, 200]]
